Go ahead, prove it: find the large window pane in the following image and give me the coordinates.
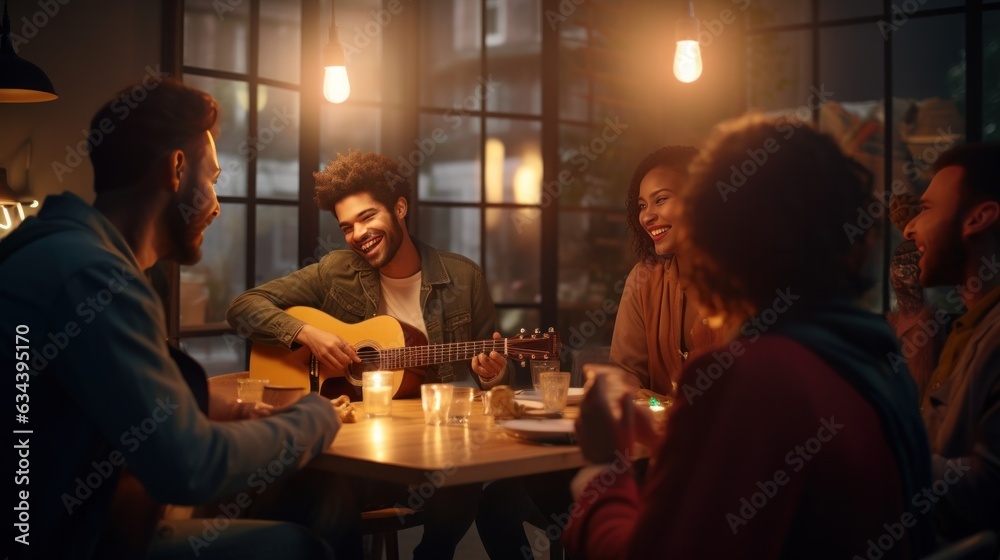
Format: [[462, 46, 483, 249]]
[[557, 209, 630, 349], [256, 205, 298, 285], [259, 0, 302, 84], [748, 0, 811, 28], [559, 19, 591, 122], [485, 118, 542, 204], [421, 0, 482, 108], [256, 85, 300, 199], [498, 308, 542, 341], [183, 336, 247, 376], [417, 113, 481, 203], [818, 23, 885, 214], [184, 0, 249, 74], [486, 208, 540, 304], [558, 124, 628, 208], [819, 0, 880, 21], [986, 10, 1000, 141], [748, 30, 813, 115], [182, 203, 247, 324], [321, 105, 381, 165], [485, 0, 540, 114], [184, 75, 249, 197], [417, 206, 480, 263]]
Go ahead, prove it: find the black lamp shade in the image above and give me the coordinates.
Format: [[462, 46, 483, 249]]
[[0, 3, 57, 103]]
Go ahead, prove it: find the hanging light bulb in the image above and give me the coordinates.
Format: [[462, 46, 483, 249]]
[[673, 2, 702, 83], [323, 2, 350, 104]]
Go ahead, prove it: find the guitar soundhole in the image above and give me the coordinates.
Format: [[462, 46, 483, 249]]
[[346, 345, 382, 383]]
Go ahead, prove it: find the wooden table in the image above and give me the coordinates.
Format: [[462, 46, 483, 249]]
[[308, 399, 584, 487]]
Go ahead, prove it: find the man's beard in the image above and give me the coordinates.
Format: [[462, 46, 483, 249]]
[[920, 215, 967, 288], [163, 194, 204, 266], [360, 218, 403, 270]]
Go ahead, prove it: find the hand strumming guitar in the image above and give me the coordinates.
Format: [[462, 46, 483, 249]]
[[295, 323, 362, 372]]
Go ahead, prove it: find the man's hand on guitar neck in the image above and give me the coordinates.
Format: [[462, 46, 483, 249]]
[[472, 331, 507, 383], [295, 324, 362, 371]]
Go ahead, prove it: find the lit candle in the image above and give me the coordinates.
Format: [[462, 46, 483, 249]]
[[362, 371, 393, 418]]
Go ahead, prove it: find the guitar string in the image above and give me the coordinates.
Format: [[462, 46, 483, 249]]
[[349, 341, 556, 366]]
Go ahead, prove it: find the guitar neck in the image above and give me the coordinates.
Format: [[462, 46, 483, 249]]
[[376, 338, 514, 369]]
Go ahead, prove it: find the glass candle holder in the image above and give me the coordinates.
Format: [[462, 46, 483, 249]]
[[362, 370, 393, 418]]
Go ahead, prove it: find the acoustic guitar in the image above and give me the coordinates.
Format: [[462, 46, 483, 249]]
[[248, 306, 561, 399]]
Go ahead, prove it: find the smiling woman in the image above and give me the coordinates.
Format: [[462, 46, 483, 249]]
[[609, 146, 727, 397]]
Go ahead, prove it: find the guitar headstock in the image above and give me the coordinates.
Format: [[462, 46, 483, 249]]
[[507, 327, 560, 360]]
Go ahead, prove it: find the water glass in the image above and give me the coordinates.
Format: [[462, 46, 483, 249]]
[[421, 384, 454, 425], [449, 387, 475, 424], [237, 378, 268, 403], [529, 360, 560, 392], [362, 370, 393, 418], [539, 371, 571, 413]]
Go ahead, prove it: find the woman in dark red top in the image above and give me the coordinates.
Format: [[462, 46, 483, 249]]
[[565, 114, 935, 559]]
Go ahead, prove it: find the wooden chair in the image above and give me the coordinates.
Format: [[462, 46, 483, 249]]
[[921, 531, 998, 560], [361, 507, 426, 560]]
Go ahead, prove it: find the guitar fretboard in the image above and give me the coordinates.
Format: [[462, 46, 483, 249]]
[[363, 338, 549, 369]]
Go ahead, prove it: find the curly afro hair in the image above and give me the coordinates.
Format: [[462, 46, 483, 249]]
[[314, 150, 411, 216], [675, 114, 875, 321]]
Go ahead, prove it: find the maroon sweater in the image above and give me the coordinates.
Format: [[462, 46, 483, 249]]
[[564, 335, 911, 559]]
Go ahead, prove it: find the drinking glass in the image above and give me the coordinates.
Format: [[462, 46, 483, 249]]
[[529, 360, 560, 392], [448, 387, 474, 424], [539, 371, 571, 413], [421, 384, 454, 425]]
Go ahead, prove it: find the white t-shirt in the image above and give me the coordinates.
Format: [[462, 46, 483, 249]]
[[377, 271, 428, 338]]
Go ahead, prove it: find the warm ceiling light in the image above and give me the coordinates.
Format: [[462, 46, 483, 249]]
[[323, 1, 350, 104], [673, 1, 703, 83], [0, 0, 58, 103]]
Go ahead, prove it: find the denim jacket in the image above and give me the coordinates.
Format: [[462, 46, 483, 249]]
[[227, 238, 506, 386]]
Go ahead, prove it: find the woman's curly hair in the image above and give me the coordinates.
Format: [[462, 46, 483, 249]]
[[625, 146, 699, 262], [675, 114, 875, 321], [314, 150, 411, 214]]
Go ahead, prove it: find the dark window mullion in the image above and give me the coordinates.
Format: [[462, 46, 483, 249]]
[[480, 0, 489, 273], [246, 0, 261, 299]]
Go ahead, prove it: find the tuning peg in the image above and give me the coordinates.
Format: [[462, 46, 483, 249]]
[[520, 328, 526, 334], [547, 327, 555, 333], [533, 328, 541, 334]]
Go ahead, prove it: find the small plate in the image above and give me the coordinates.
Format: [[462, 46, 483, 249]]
[[516, 388, 585, 405], [501, 418, 576, 444]]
